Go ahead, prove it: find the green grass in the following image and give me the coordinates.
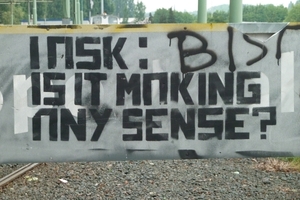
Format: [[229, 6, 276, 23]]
[[255, 158, 300, 172], [282, 158, 300, 171]]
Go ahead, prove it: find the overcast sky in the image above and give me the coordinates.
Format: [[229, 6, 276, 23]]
[[137, 0, 294, 12]]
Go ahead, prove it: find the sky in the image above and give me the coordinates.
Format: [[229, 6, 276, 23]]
[[137, 0, 295, 12]]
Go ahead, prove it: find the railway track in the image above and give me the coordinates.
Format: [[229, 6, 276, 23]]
[[0, 163, 41, 187]]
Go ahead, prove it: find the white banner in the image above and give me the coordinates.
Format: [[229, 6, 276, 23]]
[[0, 23, 299, 163]]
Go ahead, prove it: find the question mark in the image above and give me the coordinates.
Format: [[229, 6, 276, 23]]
[[252, 107, 276, 139]]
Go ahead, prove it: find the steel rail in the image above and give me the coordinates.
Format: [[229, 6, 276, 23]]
[[0, 163, 41, 187]]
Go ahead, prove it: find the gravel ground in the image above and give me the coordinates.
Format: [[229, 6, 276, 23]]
[[0, 158, 299, 199], [0, 164, 26, 179]]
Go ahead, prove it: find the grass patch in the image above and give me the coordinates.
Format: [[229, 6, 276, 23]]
[[281, 157, 300, 171], [254, 158, 300, 172]]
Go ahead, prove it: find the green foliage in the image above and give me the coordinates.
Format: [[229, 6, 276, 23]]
[[285, 3, 300, 22], [121, 6, 129, 23], [207, 4, 288, 23], [263, 5, 287, 22], [43, 1, 64, 19], [0, 1, 297, 25], [174, 11, 196, 23], [135, 1, 146, 22], [90, 0, 115, 15], [208, 4, 229, 13], [152, 8, 196, 23], [113, 0, 135, 17], [1, 4, 24, 25], [36, 3, 48, 20], [20, 0, 115, 20], [288, 2, 294, 10], [148, 12, 153, 23], [243, 4, 288, 22], [0, 5, 9, 24], [207, 11, 228, 23], [282, 157, 300, 171], [152, 8, 169, 23], [168, 8, 175, 23]]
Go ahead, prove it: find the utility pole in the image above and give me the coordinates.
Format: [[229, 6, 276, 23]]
[[63, 0, 71, 24], [73, 0, 76, 24], [197, 0, 207, 23], [33, 0, 37, 25], [80, 0, 83, 24], [27, 0, 31, 25], [89, 0, 94, 24], [77, 0, 80, 24], [63, 0, 70, 18], [10, 2, 13, 25], [229, 0, 243, 23], [74, 0, 80, 24]]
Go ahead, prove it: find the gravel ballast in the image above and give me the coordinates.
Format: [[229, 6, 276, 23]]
[[0, 158, 299, 199]]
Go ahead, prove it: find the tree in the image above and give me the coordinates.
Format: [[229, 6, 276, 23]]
[[19, 2, 49, 20], [148, 12, 153, 23], [285, 3, 300, 22], [91, 0, 114, 15], [43, 1, 64, 19], [135, 1, 146, 22], [1, 4, 25, 25], [127, 0, 135, 17], [121, 6, 129, 23], [152, 8, 196, 23], [113, 0, 135, 17], [168, 8, 175, 23], [37, 3, 48, 20], [0, 4, 10, 24], [288, 1, 294, 11], [18, 0, 103, 20], [174, 11, 196, 23], [207, 11, 228, 23], [263, 5, 287, 22], [152, 8, 168, 23], [243, 4, 287, 22]]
